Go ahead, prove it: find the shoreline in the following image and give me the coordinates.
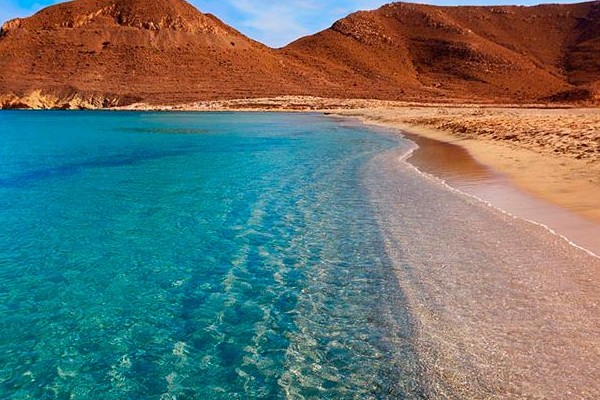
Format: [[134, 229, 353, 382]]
[[5, 98, 600, 254], [404, 142, 600, 259], [335, 111, 600, 256], [334, 107, 600, 224], [333, 107, 600, 255]]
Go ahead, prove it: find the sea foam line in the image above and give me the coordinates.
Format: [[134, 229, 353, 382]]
[[396, 140, 600, 261]]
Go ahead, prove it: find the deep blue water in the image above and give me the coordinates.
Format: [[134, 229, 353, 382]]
[[0, 111, 422, 399]]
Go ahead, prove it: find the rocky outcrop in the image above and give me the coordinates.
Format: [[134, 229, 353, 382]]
[[19, 0, 233, 34], [0, 18, 21, 36], [0, 89, 141, 110]]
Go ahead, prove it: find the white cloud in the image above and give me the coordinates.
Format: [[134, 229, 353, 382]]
[[0, 1, 63, 25], [193, 0, 389, 47], [225, 0, 315, 47]]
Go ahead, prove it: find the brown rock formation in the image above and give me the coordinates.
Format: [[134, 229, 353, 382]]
[[1, 0, 599, 108], [0, 0, 321, 107], [282, 1, 600, 102]]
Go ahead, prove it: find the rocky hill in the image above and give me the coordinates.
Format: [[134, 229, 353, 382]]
[[1, 0, 599, 108], [0, 0, 327, 107], [282, 1, 600, 103]]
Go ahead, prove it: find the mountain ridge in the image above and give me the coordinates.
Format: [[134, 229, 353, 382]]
[[1, 0, 599, 108], [282, 1, 600, 102]]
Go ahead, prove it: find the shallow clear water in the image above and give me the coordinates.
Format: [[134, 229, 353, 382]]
[[0, 112, 422, 399]]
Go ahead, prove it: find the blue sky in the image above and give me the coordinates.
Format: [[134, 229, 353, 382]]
[[1, 0, 584, 47]]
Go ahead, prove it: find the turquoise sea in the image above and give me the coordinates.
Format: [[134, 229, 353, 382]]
[[0, 112, 423, 399]]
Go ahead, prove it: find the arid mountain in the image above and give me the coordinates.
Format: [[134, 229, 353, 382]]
[[566, 2, 600, 86], [0, 0, 326, 107], [282, 1, 600, 102], [0, 0, 599, 108]]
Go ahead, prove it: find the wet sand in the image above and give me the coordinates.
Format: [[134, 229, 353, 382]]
[[402, 131, 600, 256], [338, 106, 600, 227]]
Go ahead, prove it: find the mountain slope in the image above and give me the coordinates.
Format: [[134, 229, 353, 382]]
[[282, 1, 600, 102], [1, 0, 600, 106], [566, 2, 600, 87], [0, 0, 321, 106]]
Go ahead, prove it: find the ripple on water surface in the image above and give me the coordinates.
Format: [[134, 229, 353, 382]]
[[0, 112, 423, 399]]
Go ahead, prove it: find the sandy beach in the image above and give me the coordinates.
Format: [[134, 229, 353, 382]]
[[338, 106, 600, 225]]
